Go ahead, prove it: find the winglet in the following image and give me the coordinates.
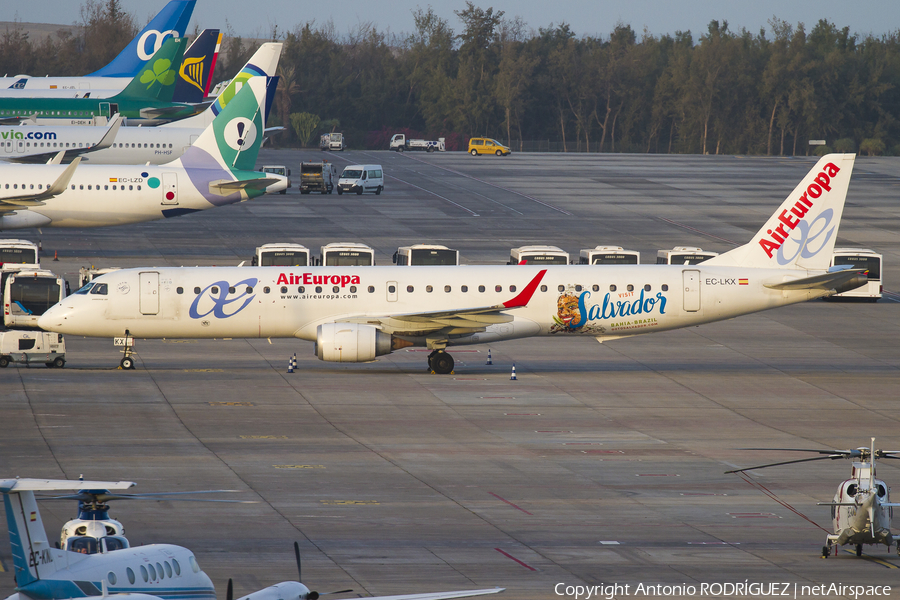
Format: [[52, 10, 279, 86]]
[[503, 269, 546, 308], [92, 114, 124, 151]]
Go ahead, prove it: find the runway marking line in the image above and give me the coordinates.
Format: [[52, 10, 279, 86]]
[[636, 473, 679, 476], [489, 492, 533, 516], [273, 465, 324, 469], [859, 554, 899, 569], [239, 435, 287, 439], [321, 500, 379, 505], [209, 401, 254, 406], [184, 368, 223, 372], [726, 512, 780, 518], [494, 548, 537, 571], [505, 413, 540, 415]]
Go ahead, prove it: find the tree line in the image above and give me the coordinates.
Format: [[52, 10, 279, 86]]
[[3, 1, 900, 155]]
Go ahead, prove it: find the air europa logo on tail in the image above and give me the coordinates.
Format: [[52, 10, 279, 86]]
[[759, 162, 840, 259], [278, 273, 361, 287]]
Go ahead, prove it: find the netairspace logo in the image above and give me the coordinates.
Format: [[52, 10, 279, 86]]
[[554, 582, 892, 599]]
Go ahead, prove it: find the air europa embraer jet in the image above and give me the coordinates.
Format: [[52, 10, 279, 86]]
[[40, 155, 866, 373]]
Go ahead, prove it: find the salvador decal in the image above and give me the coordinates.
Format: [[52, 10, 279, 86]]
[[549, 285, 667, 335], [189, 278, 258, 319]]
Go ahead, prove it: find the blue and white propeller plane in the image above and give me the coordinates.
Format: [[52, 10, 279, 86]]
[[1, 478, 504, 600]]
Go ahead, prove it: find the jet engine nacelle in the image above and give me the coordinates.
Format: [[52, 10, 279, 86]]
[[315, 323, 392, 362], [236, 582, 316, 600]]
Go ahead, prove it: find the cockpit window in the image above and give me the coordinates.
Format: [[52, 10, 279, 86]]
[[68, 536, 99, 554], [90, 283, 108, 295], [74, 282, 93, 295], [102, 536, 128, 551]]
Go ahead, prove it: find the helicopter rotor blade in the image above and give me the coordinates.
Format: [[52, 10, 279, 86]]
[[735, 448, 858, 456], [294, 541, 302, 582], [725, 455, 843, 474], [226, 579, 233, 600]]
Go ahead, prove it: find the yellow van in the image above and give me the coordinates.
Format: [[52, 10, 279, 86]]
[[467, 137, 511, 156]]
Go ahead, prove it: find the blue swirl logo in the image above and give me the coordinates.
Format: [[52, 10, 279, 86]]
[[189, 278, 258, 319]]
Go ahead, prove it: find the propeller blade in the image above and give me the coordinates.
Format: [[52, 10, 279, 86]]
[[294, 541, 302, 582], [120, 490, 244, 496], [319, 590, 353, 596], [227, 579, 233, 600], [725, 455, 843, 474]]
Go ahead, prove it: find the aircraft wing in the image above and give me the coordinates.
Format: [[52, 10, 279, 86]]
[[763, 267, 867, 291], [357, 589, 504, 600], [0, 158, 80, 212], [339, 270, 546, 335]]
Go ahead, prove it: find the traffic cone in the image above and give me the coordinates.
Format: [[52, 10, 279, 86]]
[[53, 250, 59, 261], [292, 353, 297, 371], [486, 349, 492, 365], [288, 356, 294, 373], [510, 364, 517, 380]]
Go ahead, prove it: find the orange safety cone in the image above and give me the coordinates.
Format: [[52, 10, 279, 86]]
[[53, 250, 59, 261]]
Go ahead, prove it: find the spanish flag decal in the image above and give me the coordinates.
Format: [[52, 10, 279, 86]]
[[739, 278, 749, 285], [30, 511, 37, 521], [109, 178, 118, 183]]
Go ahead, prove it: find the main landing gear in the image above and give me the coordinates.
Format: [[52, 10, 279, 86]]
[[427, 350, 454, 375]]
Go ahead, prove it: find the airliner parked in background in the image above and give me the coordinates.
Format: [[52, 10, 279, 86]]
[[0, 44, 282, 165], [2, 478, 504, 600], [0, 77, 286, 230], [0, 29, 221, 105], [0, 0, 195, 87], [39, 155, 866, 373]]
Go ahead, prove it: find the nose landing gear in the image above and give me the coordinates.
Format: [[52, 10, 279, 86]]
[[117, 332, 136, 370]]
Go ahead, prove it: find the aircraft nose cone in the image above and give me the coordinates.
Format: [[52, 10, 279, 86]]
[[38, 304, 66, 331]]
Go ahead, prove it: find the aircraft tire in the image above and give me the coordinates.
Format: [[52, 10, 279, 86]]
[[120, 357, 135, 370], [822, 546, 829, 558], [432, 351, 454, 375]]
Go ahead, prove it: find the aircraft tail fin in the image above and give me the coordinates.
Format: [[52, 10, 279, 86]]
[[172, 29, 221, 104], [115, 37, 188, 102], [163, 43, 282, 130], [181, 76, 267, 173], [702, 154, 856, 270], [86, 0, 196, 77], [8, 78, 26, 90]]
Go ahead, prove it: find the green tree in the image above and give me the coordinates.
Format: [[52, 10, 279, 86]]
[[290, 112, 320, 146]]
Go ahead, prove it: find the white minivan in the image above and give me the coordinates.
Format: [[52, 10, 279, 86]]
[[337, 164, 384, 195]]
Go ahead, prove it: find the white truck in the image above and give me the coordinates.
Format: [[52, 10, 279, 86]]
[[389, 133, 445, 153], [0, 330, 66, 368], [320, 133, 345, 151]]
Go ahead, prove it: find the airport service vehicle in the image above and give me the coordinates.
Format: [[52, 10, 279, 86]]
[[253, 243, 310, 267], [4, 268, 66, 329], [0, 238, 39, 268], [393, 244, 459, 266], [726, 438, 900, 558], [0, 0, 194, 87], [656, 246, 718, 265], [337, 164, 383, 195], [79, 267, 123, 288], [0, 37, 198, 126], [319, 132, 345, 151], [509, 245, 569, 265], [40, 155, 868, 375], [261, 165, 291, 194], [0, 330, 66, 368], [320, 242, 375, 266], [0, 29, 221, 105], [0, 478, 504, 600], [0, 77, 287, 230], [828, 248, 882, 300], [299, 162, 335, 194], [389, 133, 445, 152], [467, 137, 510, 156], [580, 246, 640, 265]]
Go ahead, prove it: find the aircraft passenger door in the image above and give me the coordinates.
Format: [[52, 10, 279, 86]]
[[99, 102, 111, 118], [161, 172, 178, 205], [140, 271, 159, 315], [183, 134, 199, 154], [682, 270, 700, 312], [386, 281, 398, 302]]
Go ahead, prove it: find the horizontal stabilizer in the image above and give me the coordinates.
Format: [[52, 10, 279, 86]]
[[0, 478, 136, 493], [208, 177, 281, 194], [764, 268, 867, 292]]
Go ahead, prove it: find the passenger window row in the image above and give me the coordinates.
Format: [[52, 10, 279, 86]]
[[174, 283, 671, 296], [70, 184, 141, 191], [122, 558, 182, 585]]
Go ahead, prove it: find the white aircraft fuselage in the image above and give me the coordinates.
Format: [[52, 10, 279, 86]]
[[39, 264, 825, 343]]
